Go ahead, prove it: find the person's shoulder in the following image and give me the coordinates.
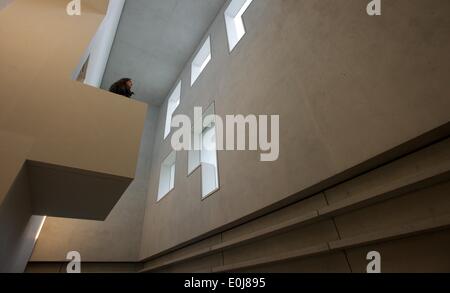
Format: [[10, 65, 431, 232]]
[[109, 82, 118, 91]]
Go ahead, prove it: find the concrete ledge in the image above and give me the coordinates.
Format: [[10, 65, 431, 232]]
[[329, 214, 450, 250], [319, 170, 450, 217], [212, 211, 319, 251], [141, 247, 212, 273], [213, 213, 450, 273], [212, 244, 330, 273], [140, 168, 448, 272], [27, 160, 131, 221]]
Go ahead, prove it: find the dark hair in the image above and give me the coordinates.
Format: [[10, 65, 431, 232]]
[[119, 78, 132, 83], [109, 78, 134, 98]]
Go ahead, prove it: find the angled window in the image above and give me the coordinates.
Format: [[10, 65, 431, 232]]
[[187, 104, 220, 197], [164, 81, 182, 139], [201, 104, 219, 198], [157, 151, 176, 201], [191, 36, 211, 86], [224, 0, 253, 52], [188, 129, 201, 175]]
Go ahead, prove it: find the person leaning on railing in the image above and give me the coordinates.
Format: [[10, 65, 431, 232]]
[[109, 78, 135, 98]]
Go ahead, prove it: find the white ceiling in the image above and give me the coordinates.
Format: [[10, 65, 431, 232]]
[[101, 0, 226, 105]]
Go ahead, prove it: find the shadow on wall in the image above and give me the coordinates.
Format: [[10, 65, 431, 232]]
[[0, 164, 45, 273]]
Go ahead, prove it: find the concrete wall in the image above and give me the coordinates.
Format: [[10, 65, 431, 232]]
[[22, 0, 450, 271], [28, 133, 450, 272], [0, 0, 146, 272], [141, 138, 450, 273], [30, 107, 160, 262], [0, 0, 146, 179], [0, 165, 32, 272], [138, 0, 450, 260]]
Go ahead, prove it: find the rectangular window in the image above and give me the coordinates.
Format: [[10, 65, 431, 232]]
[[201, 104, 219, 198], [224, 0, 253, 52], [188, 129, 201, 175], [164, 81, 182, 139], [201, 124, 219, 198], [191, 36, 211, 86], [186, 103, 220, 198], [157, 151, 176, 201]]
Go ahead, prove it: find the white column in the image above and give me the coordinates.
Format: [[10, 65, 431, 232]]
[[84, 0, 126, 87]]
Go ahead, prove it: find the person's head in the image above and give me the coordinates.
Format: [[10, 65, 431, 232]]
[[118, 78, 133, 90]]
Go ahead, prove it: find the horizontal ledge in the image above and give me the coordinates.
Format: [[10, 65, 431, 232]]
[[211, 211, 319, 251], [26, 160, 132, 182], [140, 247, 212, 273], [319, 168, 450, 217], [212, 244, 330, 273], [212, 213, 450, 272], [140, 211, 319, 273], [140, 167, 449, 273], [329, 213, 450, 250]]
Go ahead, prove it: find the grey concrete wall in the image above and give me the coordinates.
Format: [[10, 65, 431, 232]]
[[142, 138, 450, 273], [30, 107, 160, 262], [0, 166, 32, 272], [0, 131, 48, 273], [139, 0, 450, 260], [23, 0, 450, 269]]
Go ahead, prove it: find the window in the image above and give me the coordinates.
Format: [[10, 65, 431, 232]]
[[191, 36, 211, 86], [187, 104, 220, 197], [164, 81, 181, 139], [188, 129, 201, 175], [201, 123, 219, 198], [200, 104, 219, 198], [157, 151, 176, 201], [224, 0, 253, 52]]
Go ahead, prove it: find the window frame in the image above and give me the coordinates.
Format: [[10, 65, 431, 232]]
[[186, 102, 221, 200], [157, 151, 177, 202], [164, 81, 182, 140], [224, 0, 253, 52], [187, 127, 202, 177], [200, 121, 220, 200], [191, 36, 212, 86]]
